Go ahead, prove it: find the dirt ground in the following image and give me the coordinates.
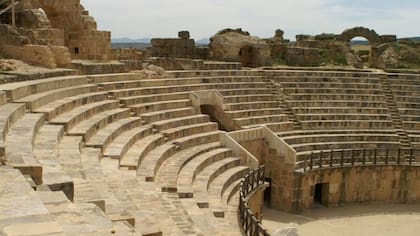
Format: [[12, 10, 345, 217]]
[[263, 203, 420, 236]]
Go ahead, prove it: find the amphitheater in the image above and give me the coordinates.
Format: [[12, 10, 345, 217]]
[[0, 1, 420, 236]]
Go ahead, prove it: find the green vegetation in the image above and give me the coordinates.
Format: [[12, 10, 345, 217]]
[[272, 57, 286, 66], [320, 49, 347, 66], [392, 42, 420, 69]]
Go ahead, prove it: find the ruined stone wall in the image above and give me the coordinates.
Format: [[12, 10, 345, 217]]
[[238, 139, 299, 212], [151, 31, 208, 59], [209, 28, 271, 67], [285, 47, 320, 67], [299, 166, 420, 209], [68, 30, 111, 61], [0, 24, 71, 68], [16, 0, 111, 61]]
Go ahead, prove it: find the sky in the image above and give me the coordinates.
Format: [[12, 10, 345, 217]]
[[81, 0, 420, 40]]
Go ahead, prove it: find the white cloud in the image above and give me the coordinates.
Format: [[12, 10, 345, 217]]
[[81, 0, 420, 40]]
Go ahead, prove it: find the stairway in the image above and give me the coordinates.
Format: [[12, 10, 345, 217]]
[[380, 77, 412, 148], [265, 78, 302, 130]]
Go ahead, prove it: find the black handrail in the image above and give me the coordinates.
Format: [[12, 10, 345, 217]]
[[239, 166, 270, 236], [300, 148, 419, 172]]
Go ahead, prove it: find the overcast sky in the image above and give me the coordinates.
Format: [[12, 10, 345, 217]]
[[81, 0, 420, 40]]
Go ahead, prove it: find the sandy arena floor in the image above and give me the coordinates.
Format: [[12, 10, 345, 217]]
[[263, 203, 420, 236]]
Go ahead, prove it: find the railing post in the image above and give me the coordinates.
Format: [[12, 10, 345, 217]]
[[409, 149, 414, 165], [374, 149, 377, 165], [330, 149, 333, 167], [319, 150, 323, 169], [310, 152, 313, 170], [362, 149, 366, 165]]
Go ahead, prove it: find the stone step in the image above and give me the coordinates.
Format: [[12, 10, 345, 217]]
[[152, 114, 209, 131], [225, 108, 284, 119], [283, 87, 384, 95], [193, 157, 241, 208], [296, 113, 392, 121], [222, 179, 241, 206], [130, 99, 192, 115], [202, 76, 263, 83], [217, 88, 276, 96], [38, 190, 122, 235], [99, 77, 202, 91], [140, 107, 197, 123], [173, 130, 221, 150], [225, 101, 280, 111], [288, 100, 388, 108], [103, 125, 153, 159], [276, 81, 381, 89], [300, 120, 394, 129], [5, 113, 45, 184], [0, 103, 26, 159], [85, 117, 142, 150], [138, 144, 177, 182], [33, 124, 74, 201], [234, 114, 289, 127], [67, 108, 131, 141], [292, 106, 391, 114], [0, 75, 88, 101], [249, 122, 294, 132], [0, 91, 6, 105], [177, 148, 233, 198], [15, 84, 98, 111], [33, 91, 108, 120], [289, 93, 386, 101], [277, 129, 398, 138], [293, 141, 402, 153], [119, 91, 190, 107], [156, 142, 222, 192], [223, 94, 276, 103], [119, 133, 165, 170], [50, 100, 120, 132], [87, 72, 148, 84], [161, 122, 218, 140], [208, 166, 249, 218], [0, 167, 64, 235], [283, 133, 400, 145]]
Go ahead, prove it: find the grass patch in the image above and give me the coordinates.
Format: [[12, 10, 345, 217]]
[[320, 49, 347, 65], [272, 57, 286, 66]]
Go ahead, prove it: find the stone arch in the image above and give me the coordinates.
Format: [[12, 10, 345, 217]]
[[340, 27, 381, 46]]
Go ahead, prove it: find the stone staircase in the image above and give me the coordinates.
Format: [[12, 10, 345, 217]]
[[266, 78, 302, 130], [380, 76, 412, 148]]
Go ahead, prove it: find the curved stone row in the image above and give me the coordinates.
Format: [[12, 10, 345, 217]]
[[0, 68, 418, 235]]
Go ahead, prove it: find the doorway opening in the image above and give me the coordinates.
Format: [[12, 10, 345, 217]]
[[314, 183, 329, 206], [264, 177, 272, 206]]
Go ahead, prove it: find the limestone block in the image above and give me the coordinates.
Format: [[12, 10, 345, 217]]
[[20, 9, 51, 29], [178, 31, 190, 39], [51, 46, 71, 67], [1, 44, 57, 69]]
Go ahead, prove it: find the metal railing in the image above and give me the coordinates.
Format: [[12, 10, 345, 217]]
[[297, 148, 420, 172], [239, 166, 270, 236]]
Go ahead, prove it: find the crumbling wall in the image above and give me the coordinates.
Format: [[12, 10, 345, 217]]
[[15, 0, 111, 61], [285, 47, 320, 67], [209, 28, 271, 67], [151, 31, 207, 59], [0, 24, 71, 68]]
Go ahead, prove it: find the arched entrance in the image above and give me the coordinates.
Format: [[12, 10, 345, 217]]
[[351, 36, 372, 67], [340, 27, 382, 68]]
